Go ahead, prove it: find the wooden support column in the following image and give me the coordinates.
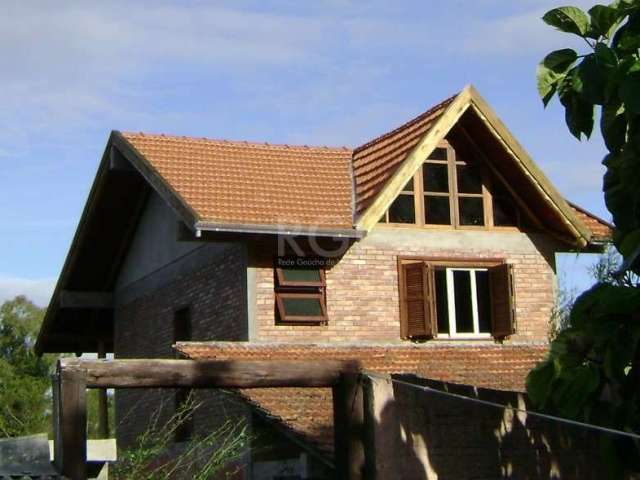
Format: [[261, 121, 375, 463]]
[[97, 341, 109, 439], [333, 372, 366, 480], [53, 363, 88, 480]]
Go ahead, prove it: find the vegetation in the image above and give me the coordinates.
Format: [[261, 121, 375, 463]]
[[527, 1, 640, 476], [549, 272, 577, 339], [111, 394, 250, 480], [0, 296, 54, 437], [86, 389, 116, 439]]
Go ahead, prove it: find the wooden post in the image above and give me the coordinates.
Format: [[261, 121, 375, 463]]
[[97, 341, 109, 439], [53, 363, 88, 480], [333, 372, 365, 480]]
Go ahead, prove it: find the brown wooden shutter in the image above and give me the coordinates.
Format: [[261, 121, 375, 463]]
[[400, 262, 436, 339], [489, 263, 516, 338]]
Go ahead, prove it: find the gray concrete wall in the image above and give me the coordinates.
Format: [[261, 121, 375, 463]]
[[115, 191, 202, 291]]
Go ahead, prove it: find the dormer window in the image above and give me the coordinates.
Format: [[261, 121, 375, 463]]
[[379, 140, 520, 229]]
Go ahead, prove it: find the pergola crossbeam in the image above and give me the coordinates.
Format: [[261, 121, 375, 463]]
[[53, 358, 365, 480]]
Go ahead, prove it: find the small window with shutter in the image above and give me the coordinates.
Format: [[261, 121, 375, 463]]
[[275, 266, 327, 324], [400, 259, 515, 340]]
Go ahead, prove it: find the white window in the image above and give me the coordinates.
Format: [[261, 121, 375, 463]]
[[434, 267, 492, 338]]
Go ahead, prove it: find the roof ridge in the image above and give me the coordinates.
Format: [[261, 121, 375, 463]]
[[353, 92, 459, 154], [120, 131, 352, 153]]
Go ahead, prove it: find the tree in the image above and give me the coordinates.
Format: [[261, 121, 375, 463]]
[[0, 296, 54, 437], [526, 1, 640, 476]]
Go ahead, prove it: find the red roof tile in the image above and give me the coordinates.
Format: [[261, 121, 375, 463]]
[[177, 342, 548, 457], [121, 133, 355, 230], [352, 95, 456, 215], [567, 202, 613, 241]]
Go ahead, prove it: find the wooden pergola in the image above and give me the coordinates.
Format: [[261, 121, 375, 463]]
[[53, 358, 365, 480]]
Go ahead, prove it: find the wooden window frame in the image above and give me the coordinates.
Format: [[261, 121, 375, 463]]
[[379, 140, 522, 231], [275, 292, 328, 323], [439, 267, 491, 339], [274, 264, 328, 325], [381, 179, 417, 224], [275, 268, 326, 288], [398, 256, 515, 340]]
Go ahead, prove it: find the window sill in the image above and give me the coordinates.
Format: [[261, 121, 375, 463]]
[[433, 335, 494, 341]]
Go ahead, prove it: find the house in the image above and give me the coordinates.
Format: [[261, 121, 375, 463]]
[[35, 85, 612, 477]]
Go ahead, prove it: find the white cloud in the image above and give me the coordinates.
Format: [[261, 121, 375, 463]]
[[0, 276, 56, 307], [457, 0, 597, 57], [0, 2, 343, 151]]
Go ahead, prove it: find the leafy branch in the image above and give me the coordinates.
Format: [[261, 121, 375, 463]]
[[527, 1, 640, 477]]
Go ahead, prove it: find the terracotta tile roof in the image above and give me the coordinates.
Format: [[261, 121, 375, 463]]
[[567, 202, 614, 241], [118, 100, 611, 243], [177, 342, 548, 457], [120, 133, 354, 230], [351, 95, 457, 215]]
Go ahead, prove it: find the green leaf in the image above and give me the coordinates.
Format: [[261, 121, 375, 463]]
[[568, 96, 595, 139], [544, 48, 580, 72], [552, 365, 601, 418], [559, 73, 595, 139], [578, 54, 608, 104], [588, 4, 621, 38], [526, 360, 557, 407], [619, 68, 640, 113], [618, 228, 640, 262], [612, 12, 640, 52], [603, 151, 640, 234], [543, 6, 591, 36], [537, 68, 562, 106], [601, 104, 627, 152], [594, 42, 617, 68], [537, 49, 578, 105]]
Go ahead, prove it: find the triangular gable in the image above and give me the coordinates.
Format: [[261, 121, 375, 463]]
[[354, 85, 593, 248]]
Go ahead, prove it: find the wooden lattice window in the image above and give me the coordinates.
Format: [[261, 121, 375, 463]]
[[399, 258, 515, 340], [379, 140, 521, 229]]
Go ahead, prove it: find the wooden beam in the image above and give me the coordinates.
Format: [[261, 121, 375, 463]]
[[53, 366, 87, 480], [59, 358, 359, 389], [356, 86, 472, 232], [456, 127, 545, 231], [466, 86, 590, 246], [333, 372, 366, 480], [111, 132, 200, 231], [109, 146, 135, 172], [59, 291, 113, 309]]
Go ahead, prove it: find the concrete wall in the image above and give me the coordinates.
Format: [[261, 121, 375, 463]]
[[115, 192, 202, 291], [365, 375, 604, 479], [253, 226, 559, 343]]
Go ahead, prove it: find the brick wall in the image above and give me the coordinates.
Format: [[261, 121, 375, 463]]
[[113, 243, 249, 448], [367, 375, 605, 479], [254, 228, 558, 343]]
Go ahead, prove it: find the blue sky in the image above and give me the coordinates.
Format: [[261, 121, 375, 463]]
[[0, 0, 609, 306]]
